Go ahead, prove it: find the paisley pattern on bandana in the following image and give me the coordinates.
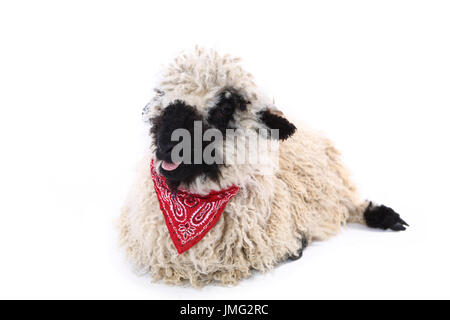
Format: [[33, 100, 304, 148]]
[[150, 161, 240, 254]]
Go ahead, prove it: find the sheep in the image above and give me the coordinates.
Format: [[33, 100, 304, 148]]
[[118, 47, 408, 287]]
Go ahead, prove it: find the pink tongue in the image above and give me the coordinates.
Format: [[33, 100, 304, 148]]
[[161, 161, 180, 171]]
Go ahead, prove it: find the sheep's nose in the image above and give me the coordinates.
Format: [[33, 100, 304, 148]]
[[158, 141, 177, 155]]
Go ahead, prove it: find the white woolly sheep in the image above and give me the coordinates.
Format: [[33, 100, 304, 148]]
[[118, 47, 408, 286]]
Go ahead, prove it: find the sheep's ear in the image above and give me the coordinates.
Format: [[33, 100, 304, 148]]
[[258, 108, 296, 140]]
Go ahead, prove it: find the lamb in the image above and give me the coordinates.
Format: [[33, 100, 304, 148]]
[[118, 47, 408, 287]]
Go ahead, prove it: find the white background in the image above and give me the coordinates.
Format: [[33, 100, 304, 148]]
[[0, 0, 449, 299]]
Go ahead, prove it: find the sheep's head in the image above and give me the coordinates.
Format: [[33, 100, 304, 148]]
[[144, 48, 296, 193]]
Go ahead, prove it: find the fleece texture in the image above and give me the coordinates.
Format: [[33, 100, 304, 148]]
[[118, 48, 369, 286]]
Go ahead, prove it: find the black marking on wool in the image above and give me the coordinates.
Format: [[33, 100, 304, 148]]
[[288, 234, 308, 261], [364, 202, 409, 231], [258, 110, 297, 140], [207, 89, 249, 132]]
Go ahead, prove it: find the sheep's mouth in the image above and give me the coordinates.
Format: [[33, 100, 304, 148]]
[[158, 160, 186, 182], [161, 161, 180, 171], [157, 159, 220, 192], [158, 160, 186, 181]]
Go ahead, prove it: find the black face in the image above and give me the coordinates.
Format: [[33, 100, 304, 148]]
[[150, 89, 295, 191], [150, 100, 219, 191]]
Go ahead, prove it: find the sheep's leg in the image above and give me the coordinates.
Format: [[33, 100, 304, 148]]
[[363, 202, 409, 231], [287, 235, 308, 261], [348, 201, 409, 231]]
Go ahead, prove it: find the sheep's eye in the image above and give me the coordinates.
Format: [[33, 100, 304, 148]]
[[221, 104, 233, 116], [207, 89, 248, 132]]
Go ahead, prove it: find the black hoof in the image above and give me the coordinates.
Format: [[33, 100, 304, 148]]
[[288, 236, 308, 261], [364, 202, 409, 231]]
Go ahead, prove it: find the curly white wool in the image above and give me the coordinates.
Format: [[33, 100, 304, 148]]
[[118, 48, 368, 286]]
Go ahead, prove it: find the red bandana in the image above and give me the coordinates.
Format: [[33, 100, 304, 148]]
[[150, 161, 240, 254]]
